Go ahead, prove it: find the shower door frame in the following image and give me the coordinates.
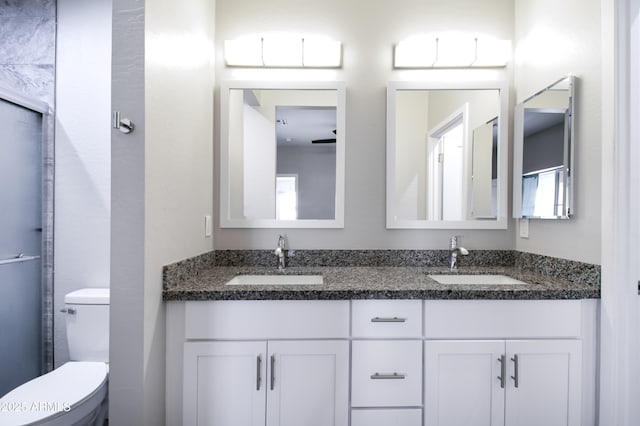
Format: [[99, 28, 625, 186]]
[[0, 84, 54, 374]]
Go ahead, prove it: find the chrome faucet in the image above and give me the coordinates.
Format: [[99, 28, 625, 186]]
[[274, 235, 287, 271], [449, 236, 469, 271]]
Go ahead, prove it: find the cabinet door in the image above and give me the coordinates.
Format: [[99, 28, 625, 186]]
[[266, 340, 349, 426], [183, 341, 267, 426], [425, 340, 505, 426], [505, 340, 582, 426]]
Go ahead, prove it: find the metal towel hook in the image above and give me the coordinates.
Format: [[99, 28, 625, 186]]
[[113, 111, 135, 134]]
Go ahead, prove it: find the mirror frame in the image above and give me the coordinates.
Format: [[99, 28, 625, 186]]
[[512, 75, 575, 219], [220, 80, 346, 228], [386, 80, 509, 229]]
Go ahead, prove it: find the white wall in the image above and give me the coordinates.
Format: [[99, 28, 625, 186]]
[[54, 0, 111, 366], [598, 0, 640, 424], [277, 144, 337, 219], [522, 123, 564, 173], [514, 0, 602, 264], [214, 0, 515, 251], [243, 104, 276, 218], [110, 0, 215, 424], [395, 91, 428, 220]]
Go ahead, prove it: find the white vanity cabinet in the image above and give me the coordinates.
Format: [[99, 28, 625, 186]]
[[423, 300, 591, 426], [173, 300, 350, 426], [425, 339, 582, 426], [167, 298, 597, 426], [184, 340, 349, 426], [504, 340, 582, 426], [183, 341, 266, 426], [351, 300, 423, 426]]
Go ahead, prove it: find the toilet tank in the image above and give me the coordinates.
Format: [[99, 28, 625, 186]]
[[64, 288, 110, 362]]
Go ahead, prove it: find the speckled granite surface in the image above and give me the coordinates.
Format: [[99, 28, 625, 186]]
[[212, 249, 516, 268], [162, 250, 600, 301], [515, 251, 601, 287]]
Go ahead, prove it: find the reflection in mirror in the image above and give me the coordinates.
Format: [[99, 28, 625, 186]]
[[386, 81, 508, 229], [220, 82, 345, 228], [513, 76, 574, 219]]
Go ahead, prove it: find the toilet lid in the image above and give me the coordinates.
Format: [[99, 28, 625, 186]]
[[64, 288, 110, 305], [0, 362, 108, 425]]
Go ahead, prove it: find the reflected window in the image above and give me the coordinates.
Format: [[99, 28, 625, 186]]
[[522, 168, 565, 217], [276, 175, 298, 220]]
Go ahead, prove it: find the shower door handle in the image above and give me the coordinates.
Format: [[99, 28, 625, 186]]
[[0, 254, 40, 266]]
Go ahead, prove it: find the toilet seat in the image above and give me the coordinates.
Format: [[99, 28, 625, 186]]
[[0, 362, 108, 426]]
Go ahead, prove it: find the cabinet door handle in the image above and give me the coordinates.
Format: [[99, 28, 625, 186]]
[[371, 317, 407, 323], [510, 354, 519, 388], [370, 372, 406, 380], [256, 355, 262, 390], [270, 354, 276, 390], [498, 355, 506, 388]]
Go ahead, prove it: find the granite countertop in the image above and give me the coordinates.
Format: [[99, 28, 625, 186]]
[[162, 265, 600, 301]]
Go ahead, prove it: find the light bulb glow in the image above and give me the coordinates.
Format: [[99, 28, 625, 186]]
[[394, 36, 511, 68], [224, 37, 263, 66], [224, 34, 342, 68]]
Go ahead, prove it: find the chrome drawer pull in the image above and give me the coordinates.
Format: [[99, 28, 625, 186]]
[[371, 317, 407, 323], [270, 355, 276, 390], [510, 354, 519, 388], [498, 355, 506, 389], [256, 355, 262, 390], [370, 372, 406, 380]]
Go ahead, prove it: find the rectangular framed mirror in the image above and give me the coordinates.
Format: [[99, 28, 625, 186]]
[[513, 76, 575, 219], [386, 80, 509, 229], [220, 81, 346, 228]]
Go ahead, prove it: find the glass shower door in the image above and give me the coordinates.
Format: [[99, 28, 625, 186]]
[[0, 98, 42, 397]]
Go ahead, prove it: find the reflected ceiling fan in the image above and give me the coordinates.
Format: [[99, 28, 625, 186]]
[[312, 129, 336, 144]]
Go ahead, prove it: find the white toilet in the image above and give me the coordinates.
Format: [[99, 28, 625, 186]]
[[0, 288, 110, 426]]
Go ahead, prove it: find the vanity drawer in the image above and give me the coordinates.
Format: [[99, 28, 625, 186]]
[[352, 300, 422, 337], [424, 300, 582, 338], [351, 408, 422, 426], [351, 340, 422, 407], [184, 300, 350, 339]]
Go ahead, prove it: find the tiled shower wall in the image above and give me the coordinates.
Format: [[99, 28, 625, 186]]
[[0, 0, 56, 104], [0, 0, 56, 372]]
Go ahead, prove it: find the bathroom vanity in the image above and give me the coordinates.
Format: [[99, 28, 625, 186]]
[[164, 264, 598, 426]]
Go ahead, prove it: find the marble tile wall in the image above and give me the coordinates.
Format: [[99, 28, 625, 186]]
[[0, 0, 56, 373], [0, 0, 56, 105]]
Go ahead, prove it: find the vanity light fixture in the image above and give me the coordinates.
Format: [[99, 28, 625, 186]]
[[394, 36, 511, 68], [224, 35, 342, 68]]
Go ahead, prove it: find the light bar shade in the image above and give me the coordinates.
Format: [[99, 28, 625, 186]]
[[474, 39, 511, 67], [263, 35, 303, 66], [224, 37, 262, 66], [224, 35, 342, 68], [434, 37, 476, 67], [303, 37, 342, 67], [394, 36, 436, 67], [394, 36, 511, 68]]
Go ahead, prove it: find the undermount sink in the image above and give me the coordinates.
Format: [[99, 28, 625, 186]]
[[225, 274, 324, 286], [428, 274, 527, 285]]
